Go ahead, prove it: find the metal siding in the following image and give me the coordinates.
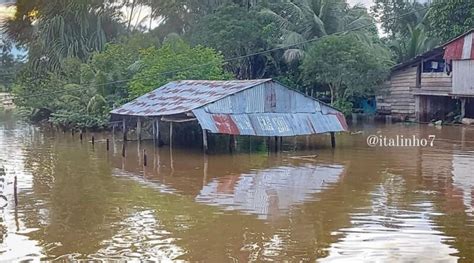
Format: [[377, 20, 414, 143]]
[[205, 96, 233, 113], [453, 60, 474, 95], [244, 84, 266, 113], [230, 93, 246, 113], [321, 103, 339, 114], [264, 83, 277, 112], [193, 111, 346, 136], [274, 83, 292, 112], [290, 114, 316, 135], [231, 114, 256, 135], [192, 108, 218, 132]]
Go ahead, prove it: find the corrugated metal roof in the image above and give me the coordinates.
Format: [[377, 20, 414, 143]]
[[444, 31, 474, 60], [193, 109, 348, 136], [111, 79, 348, 135], [111, 79, 272, 116]]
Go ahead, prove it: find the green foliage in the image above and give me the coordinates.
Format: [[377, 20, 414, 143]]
[[301, 34, 391, 110], [129, 38, 232, 97], [372, 0, 430, 37], [261, 0, 378, 63], [427, 0, 474, 41], [333, 99, 353, 117], [4, 0, 123, 70], [0, 40, 23, 92], [389, 23, 438, 63], [190, 4, 276, 79]]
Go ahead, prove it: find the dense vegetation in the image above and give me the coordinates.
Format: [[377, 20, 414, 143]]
[[1, 0, 472, 129]]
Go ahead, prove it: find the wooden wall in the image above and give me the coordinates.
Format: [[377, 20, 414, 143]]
[[420, 72, 452, 95], [377, 66, 417, 120], [453, 60, 474, 95]]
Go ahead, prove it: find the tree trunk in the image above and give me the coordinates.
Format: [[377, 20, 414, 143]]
[[329, 85, 335, 105]]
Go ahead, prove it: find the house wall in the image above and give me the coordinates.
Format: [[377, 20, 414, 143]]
[[420, 72, 452, 95], [453, 60, 474, 95], [203, 81, 338, 115], [376, 66, 417, 121]]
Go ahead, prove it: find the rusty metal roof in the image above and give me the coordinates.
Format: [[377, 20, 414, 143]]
[[111, 79, 348, 136], [192, 110, 348, 136], [111, 79, 272, 116]]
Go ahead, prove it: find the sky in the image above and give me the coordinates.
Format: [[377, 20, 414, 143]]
[[348, 0, 374, 7]]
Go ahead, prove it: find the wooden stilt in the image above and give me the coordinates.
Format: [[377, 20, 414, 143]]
[[14, 176, 17, 207], [274, 136, 279, 152], [155, 118, 161, 147], [137, 117, 142, 142], [169, 122, 173, 148], [122, 118, 127, 142], [229, 135, 236, 153], [330, 132, 336, 148], [202, 129, 208, 154], [106, 139, 110, 151], [143, 149, 147, 166], [461, 98, 466, 119]]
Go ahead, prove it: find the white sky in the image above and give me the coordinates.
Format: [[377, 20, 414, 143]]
[[348, 0, 374, 7]]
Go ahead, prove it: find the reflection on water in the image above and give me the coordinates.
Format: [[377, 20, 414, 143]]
[[1, 112, 474, 261], [322, 172, 458, 262], [196, 165, 344, 220]]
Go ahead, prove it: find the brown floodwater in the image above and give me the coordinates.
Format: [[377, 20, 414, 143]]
[[1, 113, 474, 262]]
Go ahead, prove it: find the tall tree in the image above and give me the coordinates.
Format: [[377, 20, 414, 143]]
[[426, 0, 474, 41], [3, 0, 124, 70], [372, 0, 429, 38], [190, 4, 277, 79], [260, 0, 377, 63], [301, 34, 390, 112]]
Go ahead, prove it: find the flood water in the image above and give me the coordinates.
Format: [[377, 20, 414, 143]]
[[1, 113, 474, 262]]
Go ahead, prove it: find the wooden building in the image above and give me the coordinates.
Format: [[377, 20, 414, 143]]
[[377, 29, 474, 122]]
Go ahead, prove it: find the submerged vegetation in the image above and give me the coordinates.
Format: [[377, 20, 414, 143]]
[[0, 0, 472, 129]]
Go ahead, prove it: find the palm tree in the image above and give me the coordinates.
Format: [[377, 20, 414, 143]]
[[260, 0, 376, 63], [3, 0, 123, 70]]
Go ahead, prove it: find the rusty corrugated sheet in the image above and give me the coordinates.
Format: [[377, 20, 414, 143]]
[[192, 108, 347, 136], [444, 31, 474, 60], [110, 79, 271, 116]]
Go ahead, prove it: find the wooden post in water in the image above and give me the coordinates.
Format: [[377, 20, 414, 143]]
[[202, 129, 208, 154], [137, 117, 142, 142], [122, 143, 126, 157], [229, 135, 235, 153], [143, 149, 147, 166], [169, 122, 174, 149], [80, 130, 83, 142], [13, 176, 17, 207], [122, 118, 127, 142], [155, 118, 161, 147], [330, 132, 336, 148], [274, 136, 279, 152], [92, 135, 95, 146], [106, 139, 110, 151], [461, 98, 466, 119]]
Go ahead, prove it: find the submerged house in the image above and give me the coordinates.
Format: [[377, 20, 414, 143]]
[[377, 29, 474, 122], [110, 79, 348, 151]]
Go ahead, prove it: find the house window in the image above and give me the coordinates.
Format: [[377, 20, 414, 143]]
[[422, 59, 445, 73]]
